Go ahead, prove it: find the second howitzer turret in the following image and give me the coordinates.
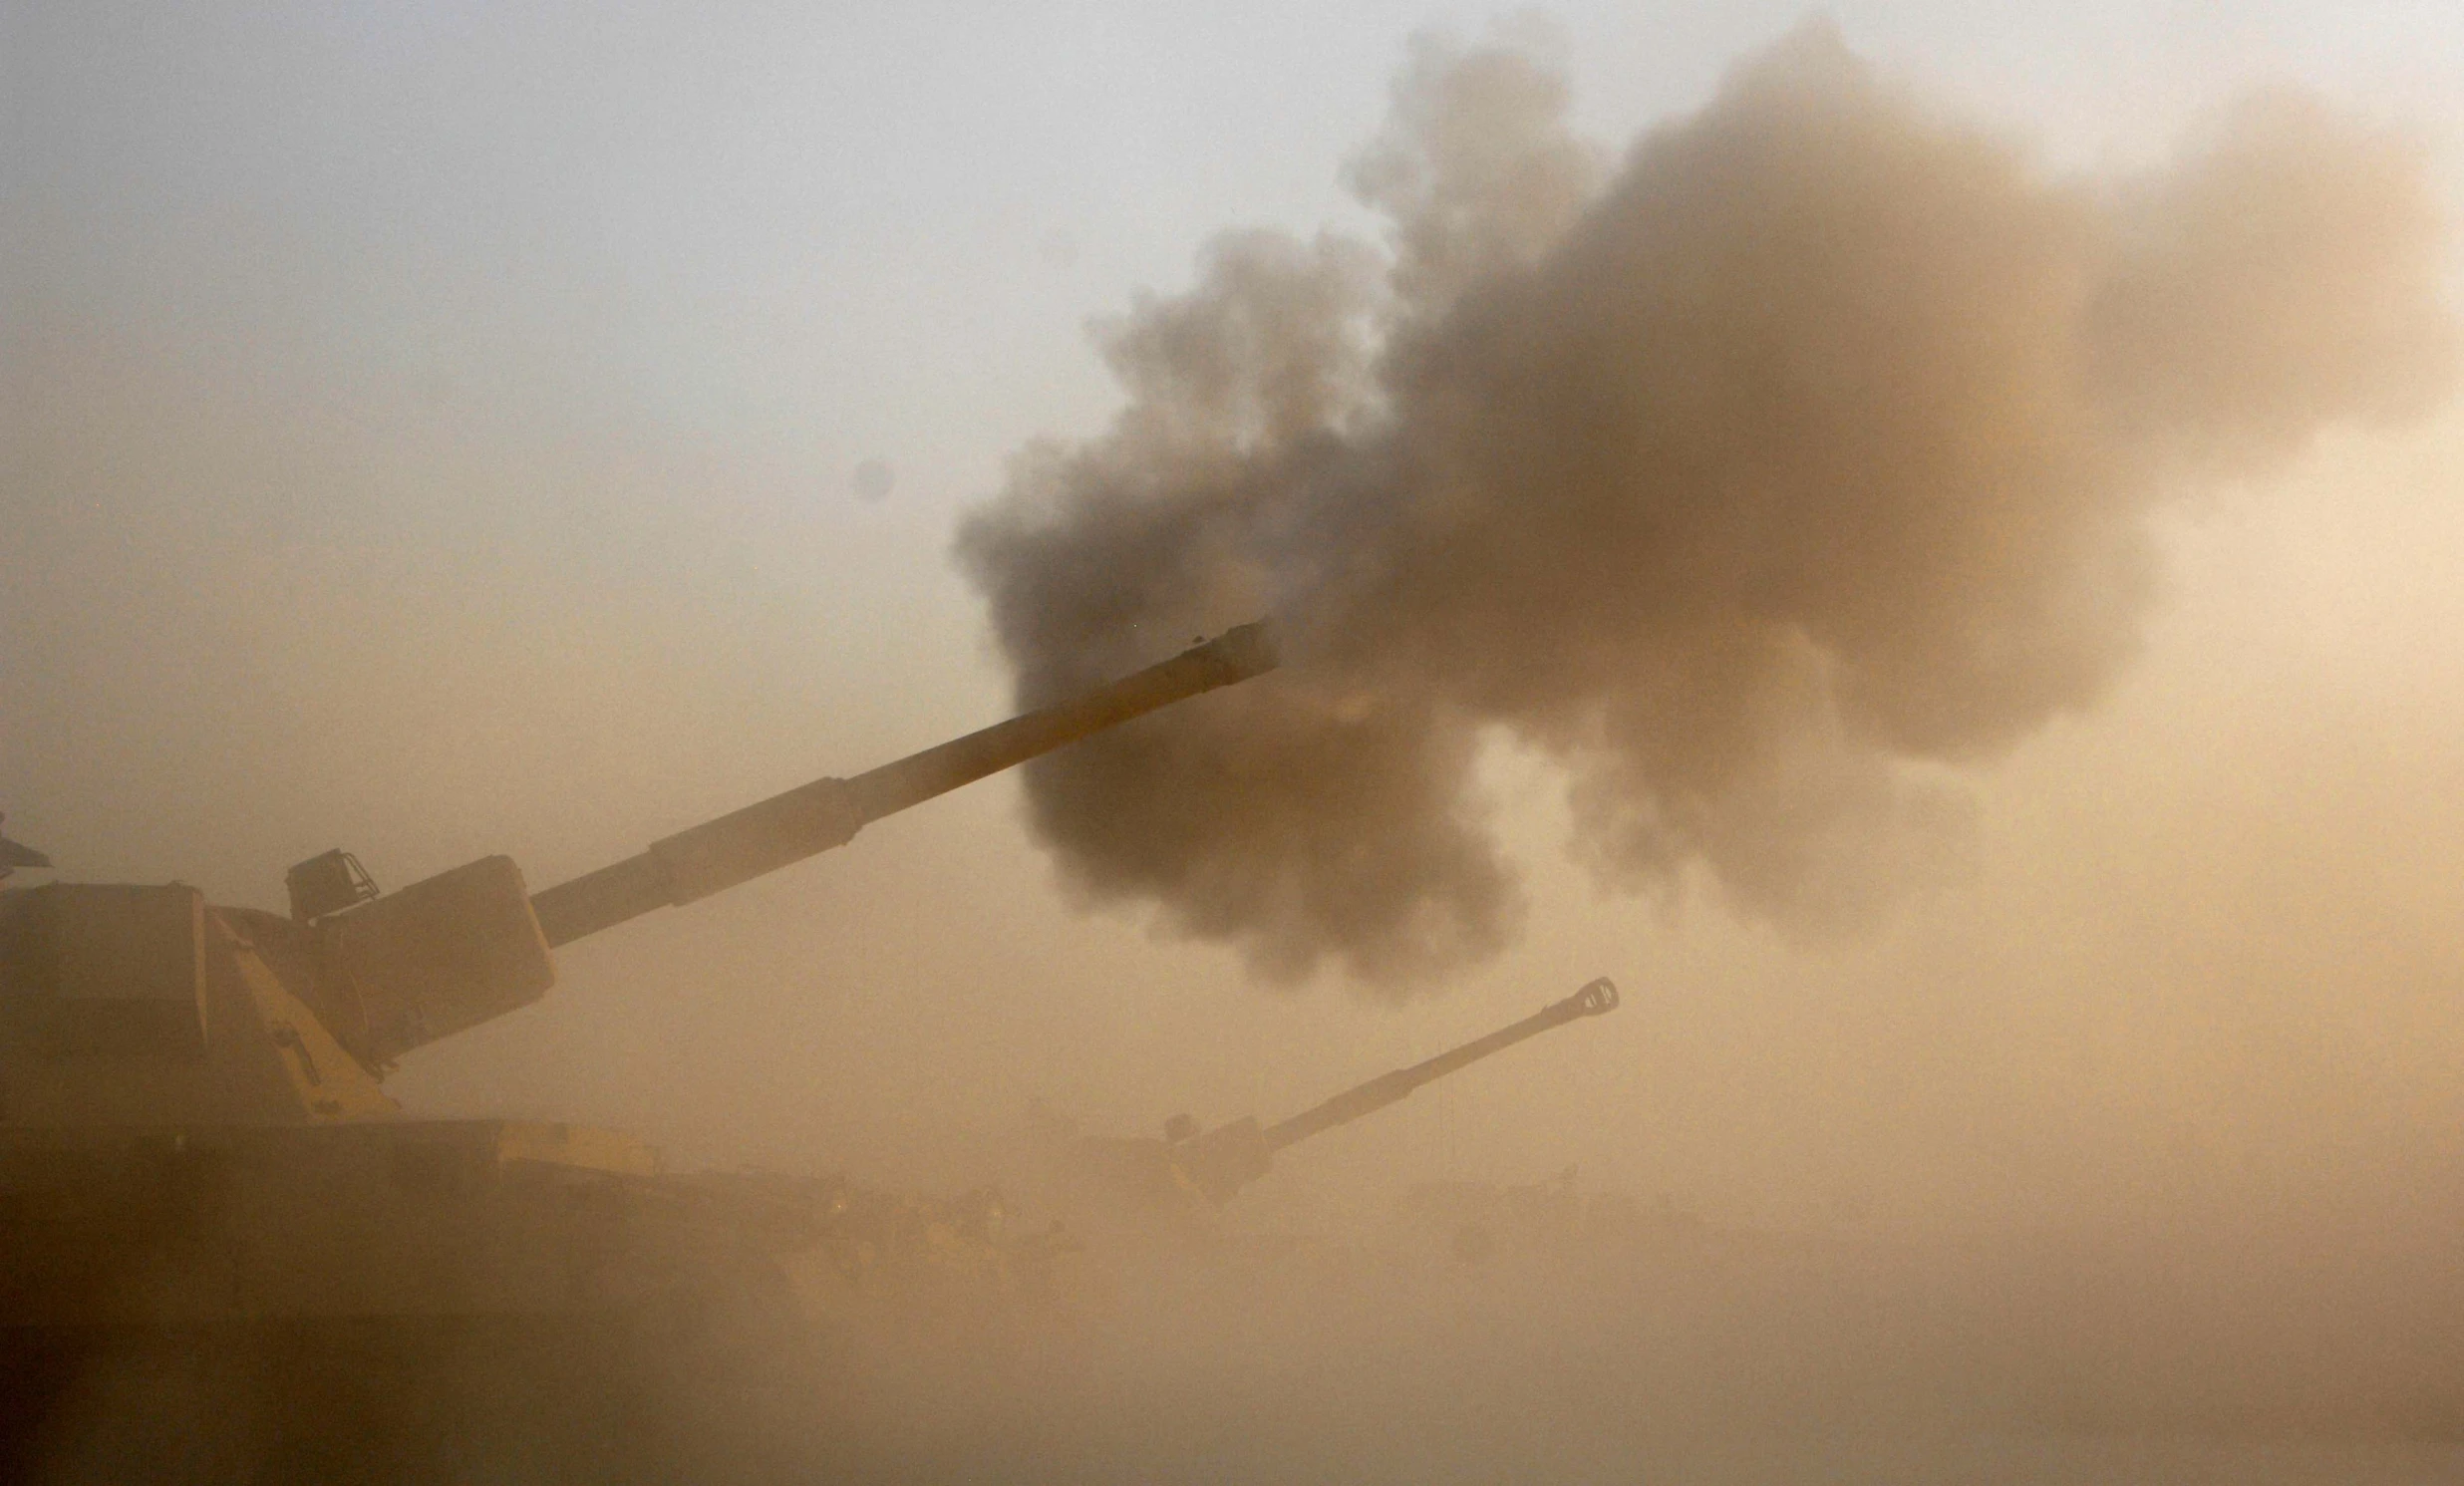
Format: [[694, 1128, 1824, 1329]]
[[1081, 977, 1621, 1208]]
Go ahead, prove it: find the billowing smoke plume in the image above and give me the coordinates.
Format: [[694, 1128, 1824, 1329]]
[[959, 23, 2455, 988]]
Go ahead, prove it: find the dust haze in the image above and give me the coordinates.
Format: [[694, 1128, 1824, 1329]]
[[11, 7, 2464, 1482], [960, 23, 2454, 985]]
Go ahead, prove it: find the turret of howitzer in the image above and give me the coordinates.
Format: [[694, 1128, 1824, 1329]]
[[1084, 977, 1621, 1209], [0, 624, 1278, 1125]]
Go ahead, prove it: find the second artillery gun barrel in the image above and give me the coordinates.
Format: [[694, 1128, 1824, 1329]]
[[1164, 976, 1622, 1204], [529, 622, 1279, 947], [1261, 976, 1621, 1154]]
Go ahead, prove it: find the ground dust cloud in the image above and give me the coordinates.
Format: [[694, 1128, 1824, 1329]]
[[957, 23, 2455, 988]]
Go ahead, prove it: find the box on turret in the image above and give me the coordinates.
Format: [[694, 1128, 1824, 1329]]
[[0, 884, 208, 1058]]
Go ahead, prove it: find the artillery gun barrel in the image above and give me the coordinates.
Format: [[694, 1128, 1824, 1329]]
[[1260, 977, 1619, 1154], [528, 622, 1279, 947]]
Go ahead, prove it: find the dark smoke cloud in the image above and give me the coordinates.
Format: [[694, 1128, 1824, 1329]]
[[958, 22, 2455, 989]]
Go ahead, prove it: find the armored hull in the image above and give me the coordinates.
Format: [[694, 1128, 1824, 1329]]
[[0, 1120, 722, 1330]]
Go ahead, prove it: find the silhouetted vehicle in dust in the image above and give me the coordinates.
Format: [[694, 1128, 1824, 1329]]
[[0, 625, 1276, 1472]]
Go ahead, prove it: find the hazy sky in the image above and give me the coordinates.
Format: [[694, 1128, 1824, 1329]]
[[7, 3, 2464, 1241]]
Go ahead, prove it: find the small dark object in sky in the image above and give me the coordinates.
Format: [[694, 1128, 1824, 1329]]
[[852, 458, 896, 502]]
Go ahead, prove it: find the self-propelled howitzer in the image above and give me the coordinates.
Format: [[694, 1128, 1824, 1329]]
[[1082, 977, 1620, 1209], [0, 623, 1276, 1368]]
